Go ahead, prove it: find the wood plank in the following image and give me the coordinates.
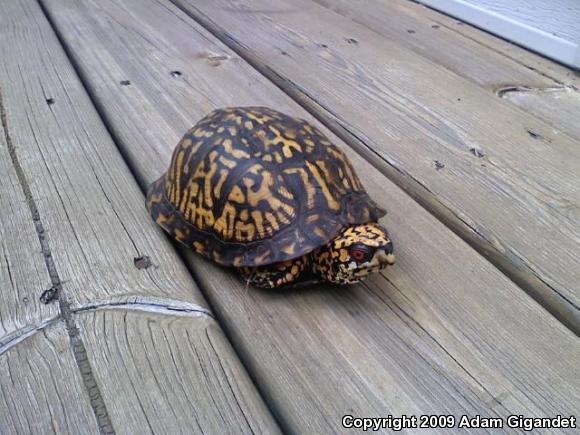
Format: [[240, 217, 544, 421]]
[[416, 0, 580, 69], [172, 0, 580, 333], [0, 0, 279, 432], [312, 0, 580, 142], [410, 2, 580, 89], [499, 86, 580, 141], [313, 0, 566, 91], [0, 321, 99, 434], [407, 0, 579, 86], [0, 97, 58, 346], [75, 309, 274, 434], [0, 0, 205, 309], [42, 0, 580, 431]]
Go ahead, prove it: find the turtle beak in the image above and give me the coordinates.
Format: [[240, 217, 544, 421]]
[[377, 242, 395, 266]]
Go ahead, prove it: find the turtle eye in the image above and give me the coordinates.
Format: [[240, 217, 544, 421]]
[[352, 249, 365, 261], [350, 245, 371, 263]]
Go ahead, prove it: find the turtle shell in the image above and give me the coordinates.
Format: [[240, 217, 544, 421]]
[[146, 107, 385, 267]]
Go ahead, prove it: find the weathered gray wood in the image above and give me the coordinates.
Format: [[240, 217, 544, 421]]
[[314, 0, 568, 91], [172, 0, 580, 333], [313, 0, 580, 142], [375, 0, 580, 125], [75, 308, 274, 434], [500, 86, 580, 141], [42, 0, 580, 432], [0, 102, 58, 348], [0, 321, 99, 434], [0, 0, 279, 432], [407, 0, 580, 87], [416, 0, 580, 69], [1, 0, 208, 310]]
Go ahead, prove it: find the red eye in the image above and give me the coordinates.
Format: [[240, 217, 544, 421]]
[[351, 249, 365, 261]]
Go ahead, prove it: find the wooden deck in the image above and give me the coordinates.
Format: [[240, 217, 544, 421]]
[[1, 0, 579, 433]]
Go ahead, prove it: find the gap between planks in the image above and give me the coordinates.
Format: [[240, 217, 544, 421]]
[[31, 0, 225, 325], [166, 0, 580, 336], [28, 0, 219, 325], [0, 85, 115, 433], [2, 63, 211, 432], [3, 1, 282, 433]]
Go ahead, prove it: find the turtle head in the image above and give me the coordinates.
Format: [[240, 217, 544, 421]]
[[313, 223, 395, 285]]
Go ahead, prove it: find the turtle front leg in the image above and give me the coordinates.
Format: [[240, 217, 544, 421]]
[[239, 255, 311, 289]]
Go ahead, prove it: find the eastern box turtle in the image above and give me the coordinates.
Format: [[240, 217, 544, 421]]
[[146, 107, 394, 288]]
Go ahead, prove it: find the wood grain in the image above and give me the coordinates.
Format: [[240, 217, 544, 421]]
[[500, 86, 580, 141], [313, 0, 580, 140], [172, 0, 580, 333], [409, 0, 580, 87], [0, 106, 58, 348], [313, 0, 567, 91], [41, 0, 580, 431], [415, 0, 580, 69], [0, 321, 99, 434], [0, 0, 278, 432], [0, 0, 206, 309], [75, 309, 275, 435]]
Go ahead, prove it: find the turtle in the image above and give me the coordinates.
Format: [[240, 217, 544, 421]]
[[146, 107, 394, 288]]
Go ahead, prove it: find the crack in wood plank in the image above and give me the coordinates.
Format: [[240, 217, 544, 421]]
[[0, 316, 60, 355], [496, 84, 576, 98], [74, 296, 214, 318], [0, 87, 115, 434]]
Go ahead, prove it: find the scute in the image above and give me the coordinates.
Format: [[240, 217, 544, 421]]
[[146, 107, 385, 267]]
